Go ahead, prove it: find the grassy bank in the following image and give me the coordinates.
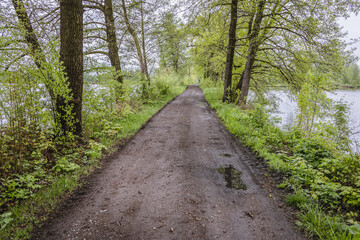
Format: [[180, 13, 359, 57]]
[[0, 81, 185, 240], [200, 83, 360, 240]]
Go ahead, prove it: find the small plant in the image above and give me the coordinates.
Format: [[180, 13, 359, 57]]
[[53, 158, 80, 173], [1, 174, 42, 202], [293, 138, 333, 167], [297, 203, 358, 240], [84, 141, 108, 160], [286, 191, 309, 208], [0, 212, 12, 231], [277, 182, 287, 189], [333, 100, 352, 150]]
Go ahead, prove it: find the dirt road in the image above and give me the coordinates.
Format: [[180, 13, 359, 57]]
[[33, 85, 305, 240]]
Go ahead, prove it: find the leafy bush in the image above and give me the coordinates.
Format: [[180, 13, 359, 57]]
[[1, 174, 42, 205], [293, 138, 333, 167], [53, 158, 80, 173]]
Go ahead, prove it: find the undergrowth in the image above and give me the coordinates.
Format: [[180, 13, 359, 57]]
[[200, 80, 360, 239], [0, 70, 188, 239]]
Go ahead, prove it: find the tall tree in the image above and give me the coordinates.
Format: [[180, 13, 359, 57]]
[[222, 0, 238, 102], [84, 0, 123, 83], [237, 0, 265, 105], [58, 0, 84, 136], [155, 12, 187, 73], [140, 2, 150, 81], [105, 0, 123, 83], [121, 0, 150, 81], [189, 5, 229, 82], [191, 0, 355, 104]]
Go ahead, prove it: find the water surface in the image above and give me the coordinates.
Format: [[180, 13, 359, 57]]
[[272, 89, 360, 149]]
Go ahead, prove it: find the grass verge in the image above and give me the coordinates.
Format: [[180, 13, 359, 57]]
[[199, 84, 360, 239]]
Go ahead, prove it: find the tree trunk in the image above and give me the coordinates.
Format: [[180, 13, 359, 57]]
[[204, 60, 210, 79], [58, 0, 84, 136], [104, 0, 123, 83], [238, 0, 265, 105], [222, 0, 238, 102], [174, 58, 179, 73], [140, 2, 150, 82], [121, 0, 146, 80]]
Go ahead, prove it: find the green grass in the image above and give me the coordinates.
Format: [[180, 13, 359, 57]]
[[297, 203, 359, 240], [1, 169, 87, 239], [285, 191, 309, 208], [0, 86, 184, 240], [199, 82, 360, 240]]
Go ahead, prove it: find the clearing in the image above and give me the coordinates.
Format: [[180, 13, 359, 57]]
[[32, 85, 305, 240]]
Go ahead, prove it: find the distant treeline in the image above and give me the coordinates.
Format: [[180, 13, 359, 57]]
[[340, 63, 360, 88]]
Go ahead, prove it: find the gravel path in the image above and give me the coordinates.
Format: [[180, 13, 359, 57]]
[[32, 85, 305, 240]]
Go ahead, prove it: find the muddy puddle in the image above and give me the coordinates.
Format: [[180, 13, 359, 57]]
[[217, 165, 246, 190]]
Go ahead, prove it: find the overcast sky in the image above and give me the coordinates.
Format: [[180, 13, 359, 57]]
[[338, 13, 360, 60]]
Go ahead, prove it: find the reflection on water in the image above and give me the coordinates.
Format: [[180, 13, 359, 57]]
[[271, 89, 360, 149], [217, 165, 247, 190]]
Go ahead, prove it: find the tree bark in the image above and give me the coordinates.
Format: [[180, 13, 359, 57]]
[[238, 0, 265, 105], [58, 0, 84, 136], [222, 0, 238, 102], [104, 0, 123, 83]]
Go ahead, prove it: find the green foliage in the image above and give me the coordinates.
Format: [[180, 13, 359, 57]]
[[0, 212, 13, 231], [332, 99, 352, 150], [340, 64, 360, 88], [0, 39, 77, 179], [84, 141, 108, 160], [201, 83, 360, 239], [293, 139, 333, 167], [154, 12, 188, 73], [296, 71, 332, 134], [192, 0, 353, 102], [0, 173, 43, 210], [82, 73, 132, 138], [0, 68, 185, 239], [53, 158, 80, 173], [297, 203, 360, 240], [286, 191, 309, 208], [190, 7, 228, 82]]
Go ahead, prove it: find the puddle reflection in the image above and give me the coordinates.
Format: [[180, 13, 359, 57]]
[[217, 165, 247, 190]]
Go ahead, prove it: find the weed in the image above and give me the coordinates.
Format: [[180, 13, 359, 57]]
[[297, 203, 359, 240], [286, 191, 309, 208]]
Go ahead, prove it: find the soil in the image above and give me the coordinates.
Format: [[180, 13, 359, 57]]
[[32, 85, 306, 240]]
